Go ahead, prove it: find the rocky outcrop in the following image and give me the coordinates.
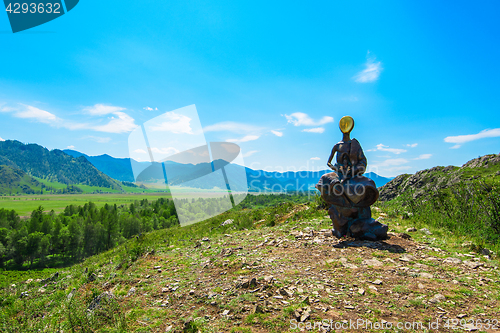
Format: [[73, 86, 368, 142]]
[[379, 153, 500, 202]]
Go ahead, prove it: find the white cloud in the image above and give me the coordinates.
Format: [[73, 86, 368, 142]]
[[375, 158, 409, 167], [243, 150, 259, 158], [444, 128, 500, 145], [82, 136, 112, 143], [414, 154, 432, 160], [406, 143, 418, 148], [450, 144, 461, 149], [387, 166, 412, 172], [285, 112, 334, 127], [0, 137, 4, 141], [15, 105, 57, 123], [204, 121, 263, 134], [93, 112, 137, 134], [66, 145, 75, 149], [143, 107, 153, 111], [302, 127, 325, 134], [310, 157, 321, 161], [151, 147, 180, 155], [149, 111, 193, 134], [226, 135, 260, 143], [134, 149, 147, 154], [368, 144, 407, 154], [354, 53, 383, 83], [62, 121, 90, 130], [85, 104, 125, 116], [271, 130, 283, 137]]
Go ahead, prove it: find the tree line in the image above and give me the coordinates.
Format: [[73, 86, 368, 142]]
[[0, 197, 178, 269]]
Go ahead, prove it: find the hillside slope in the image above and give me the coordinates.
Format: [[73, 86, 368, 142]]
[[379, 153, 500, 202], [0, 165, 42, 195], [0, 201, 498, 332], [0, 141, 121, 190]]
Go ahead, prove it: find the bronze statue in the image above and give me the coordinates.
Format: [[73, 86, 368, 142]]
[[316, 116, 388, 241]]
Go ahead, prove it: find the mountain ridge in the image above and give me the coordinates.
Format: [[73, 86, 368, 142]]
[[379, 153, 500, 202], [0, 141, 122, 191], [63, 149, 394, 190]]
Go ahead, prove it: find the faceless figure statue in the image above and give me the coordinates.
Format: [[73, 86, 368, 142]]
[[316, 116, 388, 241]]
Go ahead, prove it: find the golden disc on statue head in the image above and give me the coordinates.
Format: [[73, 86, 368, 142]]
[[339, 116, 354, 134]]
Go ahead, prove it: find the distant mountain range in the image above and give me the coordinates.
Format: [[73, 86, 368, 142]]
[[0, 140, 394, 195], [64, 149, 393, 191]]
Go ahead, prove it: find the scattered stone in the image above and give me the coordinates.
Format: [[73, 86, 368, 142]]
[[418, 283, 425, 289], [372, 279, 383, 285], [463, 260, 480, 269], [279, 288, 293, 297], [340, 258, 359, 269], [358, 288, 365, 295], [369, 285, 378, 291], [221, 309, 230, 316], [344, 305, 355, 310], [127, 287, 136, 297], [250, 304, 264, 314], [237, 278, 257, 289], [457, 314, 467, 319], [221, 219, 234, 227], [161, 288, 168, 293], [202, 237, 210, 242], [420, 273, 434, 279], [301, 296, 310, 305], [463, 323, 479, 331], [420, 228, 432, 235], [263, 275, 274, 283], [406, 227, 417, 232], [189, 290, 195, 295], [362, 259, 383, 267], [444, 257, 462, 265], [481, 248, 491, 256], [429, 293, 445, 304], [38, 287, 46, 293], [300, 311, 310, 322], [399, 254, 414, 262]]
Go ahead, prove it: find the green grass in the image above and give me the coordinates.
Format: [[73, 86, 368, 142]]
[[0, 193, 171, 216]]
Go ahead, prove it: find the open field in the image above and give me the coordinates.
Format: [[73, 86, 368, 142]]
[[0, 193, 172, 216], [0, 190, 254, 216]]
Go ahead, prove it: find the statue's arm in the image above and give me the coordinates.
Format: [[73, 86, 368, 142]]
[[355, 140, 367, 175], [327, 145, 338, 170]]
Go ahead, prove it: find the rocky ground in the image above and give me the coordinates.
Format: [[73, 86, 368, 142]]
[[87, 214, 500, 331], [6, 209, 500, 332]]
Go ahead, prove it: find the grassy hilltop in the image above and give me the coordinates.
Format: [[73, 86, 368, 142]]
[[0, 190, 499, 332]]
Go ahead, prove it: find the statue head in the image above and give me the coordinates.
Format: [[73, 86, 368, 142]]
[[339, 116, 354, 134]]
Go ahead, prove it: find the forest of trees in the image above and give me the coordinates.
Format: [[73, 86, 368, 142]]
[[0, 198, 178, 268], [0, 193, 314, 269]]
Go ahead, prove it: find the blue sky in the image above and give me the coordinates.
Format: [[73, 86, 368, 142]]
[[1, 1, 499, 177]]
